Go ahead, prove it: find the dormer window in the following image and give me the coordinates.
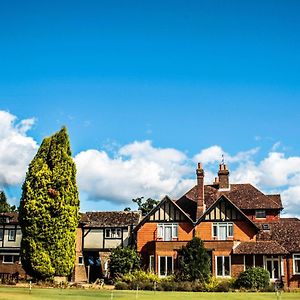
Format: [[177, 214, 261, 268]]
[[255, 210, 266, 219], [262, 224, 270, 230]]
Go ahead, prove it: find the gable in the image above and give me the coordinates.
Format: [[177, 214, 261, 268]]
[[204, 197, 243, 221], [149, 199, 190, 222], [196, 195, 259, 231]]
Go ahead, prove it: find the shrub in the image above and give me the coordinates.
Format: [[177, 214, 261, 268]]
[[176, 281, 193, 292], [235, 267, 270, 290], [115, 281, 129, 290], [120, 270, 160, 284], [109, 247, 141, 278]]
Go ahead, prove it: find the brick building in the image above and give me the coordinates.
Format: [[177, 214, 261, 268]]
[[134, 163, 300, 288]]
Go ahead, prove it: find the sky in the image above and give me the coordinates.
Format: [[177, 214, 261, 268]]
[[1, 1, 300, 216]]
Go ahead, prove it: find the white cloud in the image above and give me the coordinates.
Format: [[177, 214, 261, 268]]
[[1, 110, 300, 217], [194, 145, 259, 165], [74, 141, 194, 205], [0, 111, 38, 188]]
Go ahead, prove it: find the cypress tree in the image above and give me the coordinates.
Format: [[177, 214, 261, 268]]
[[19, 127, 80, 279]]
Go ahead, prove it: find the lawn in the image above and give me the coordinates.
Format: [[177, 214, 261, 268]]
[[0, 288, 299, 300]]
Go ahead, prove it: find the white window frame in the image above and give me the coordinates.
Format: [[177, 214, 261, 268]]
[[3, 255, 14, 264], [105, 228, 122, 239], [78, 256, 84, 265], [215, 255, 231, 277], [212, 222, 233, 240], [149, 255, 155, 273], [264, 255, 281, 280], [8, 229, 16, 241], [293, 254, 300, 275], [158, 256, 174, 277], [255, 209, 266, 219], [157, 223, 178, 241]]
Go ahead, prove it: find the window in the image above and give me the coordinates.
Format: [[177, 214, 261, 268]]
[[105, 228, 122, 238], [157, 223, 178, 241], [255, 210, 266, 219], [149, 255, 155, 273], [0, 229, 3, 241], [159, 256, 173, 277], [8, 229, 16, 241], [262, 224, 270, 230], [293, 254, 300, 275], [3, 255, 14, 264], [216, 256, 231, 277], [212, 223, 233, 240], [265, 256, 280, 280], [78, 256, 84, 265]]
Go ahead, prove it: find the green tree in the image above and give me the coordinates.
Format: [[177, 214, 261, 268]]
[[19, 127, 80, 279], [109, 247, 141, 278], [0, 191, 17, 213], [177, 237, 211, 282], [132, 197, 159, 216]]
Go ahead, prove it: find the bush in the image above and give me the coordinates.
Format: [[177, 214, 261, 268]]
[[120, 270, 160, 284], [109, 247, 141, 278], [235, 267, 270, 290], [176, 281, 193, 292], [115, 281, 129, 290]]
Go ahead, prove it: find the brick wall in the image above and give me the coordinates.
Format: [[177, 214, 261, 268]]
[[72, 227, 87, 282], [195, 220, 256, 241]]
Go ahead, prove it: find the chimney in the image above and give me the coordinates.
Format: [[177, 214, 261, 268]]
[[196, 163, 205, 219], [218, 163, 230, 189]]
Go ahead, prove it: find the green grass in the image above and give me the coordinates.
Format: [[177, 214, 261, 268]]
[[0, 288, 298, 300]]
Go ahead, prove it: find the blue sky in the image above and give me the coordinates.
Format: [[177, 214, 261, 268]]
[[1, 1, 300, 215]]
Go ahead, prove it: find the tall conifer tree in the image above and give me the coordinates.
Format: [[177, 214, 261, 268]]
[[19, 127, 79, 279]]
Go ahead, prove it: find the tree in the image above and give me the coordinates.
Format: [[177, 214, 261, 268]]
[[0, 191, 17, 213], [109, 247, 141, 278], [132, 197, 159, 216], [19, 127, 80, 279], [177, 237, 211, 282]]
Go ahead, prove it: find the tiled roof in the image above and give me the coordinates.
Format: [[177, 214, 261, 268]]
[[256, 218, 300, 252], [233, 241, 288, 255], [81, 211, 141, 227], [176, 183, 282, 220], [0, 212, 19, 223]]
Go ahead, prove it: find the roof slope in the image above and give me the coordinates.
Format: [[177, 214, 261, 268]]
[[0, 212, 19, 223], [233, 241, 288, 255], [256, 218, 300, 252], [176, 183, 282, 220], [82, 211, 141, 227]]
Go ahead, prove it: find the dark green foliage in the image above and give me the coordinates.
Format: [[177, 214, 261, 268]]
[[235, 267, 270, 290], [109, 247, 141, 278], [0, 191, 17, 212], [132, 197, 159, 216], [177, 237, 211, 282], [19, 127, 80, 279], [114, 281, 129, 290]]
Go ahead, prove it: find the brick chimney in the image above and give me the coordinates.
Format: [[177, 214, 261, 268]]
[[196, 163, 205, 219], [218, 163, 230, 189]]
